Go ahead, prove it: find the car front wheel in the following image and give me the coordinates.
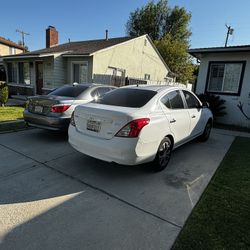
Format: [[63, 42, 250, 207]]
[[153, 137, 172, 172], [200, 121, 212, 142]]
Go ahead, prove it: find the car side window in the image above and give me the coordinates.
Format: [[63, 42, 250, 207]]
[[91, 89, 100, 98], [162, 90, 184, 109], [183, 90, 200, 109], [161, 95, 171, 109], [97, 87, 112, 97]]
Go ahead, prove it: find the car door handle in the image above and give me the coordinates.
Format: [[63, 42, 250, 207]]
[[191, 115, 196, 118], [170, 118, 176, 123]]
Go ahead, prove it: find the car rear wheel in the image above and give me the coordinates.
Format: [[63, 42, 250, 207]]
[[200, 121, 212, 142], [153, 137, 172, 172]]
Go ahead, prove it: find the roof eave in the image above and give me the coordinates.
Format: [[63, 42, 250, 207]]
[[62, 53, 91, 57], [188, 47, 250, 59], [2, 54, 55, 60]]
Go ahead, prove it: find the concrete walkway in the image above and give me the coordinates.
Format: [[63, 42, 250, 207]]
[[0, 129, 235, 250]]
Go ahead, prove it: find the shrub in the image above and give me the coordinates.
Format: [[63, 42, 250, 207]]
[[197, 93, 226, 118], [0, 81, 9, 106]]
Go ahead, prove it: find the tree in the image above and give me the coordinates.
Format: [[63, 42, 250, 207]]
[[126, 0, 194, 82], [155, 34, 194, 82], [0, 82, 8, 106], [126, 0, 169, 40]]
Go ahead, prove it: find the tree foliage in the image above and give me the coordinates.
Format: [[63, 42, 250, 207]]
[[126, 0, 194, 82], [155, 34, 194, 82], [0, 82, 9, 106]]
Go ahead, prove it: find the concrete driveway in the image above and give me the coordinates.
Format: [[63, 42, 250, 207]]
[[0, 129, 234, 250]]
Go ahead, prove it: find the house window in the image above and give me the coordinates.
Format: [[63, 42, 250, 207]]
[[18, 62, 30, 84], [207, 61, 245, 95], [7, 62, 17, 83], [72, 62, 88, 83], [144, 74, 150, 80]]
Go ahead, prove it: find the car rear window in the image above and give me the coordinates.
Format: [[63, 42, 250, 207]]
[[48, 85, 89, 97], [94, 88, 157, 108]]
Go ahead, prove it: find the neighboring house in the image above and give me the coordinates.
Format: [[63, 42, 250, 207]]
[[0, 37, 25, 81], [2, 26, 170, 96], [189, 45, 250, 128]]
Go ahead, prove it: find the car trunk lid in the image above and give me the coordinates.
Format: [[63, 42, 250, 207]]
[[74, 103, 140, 139], [28, 96, 73, 115]]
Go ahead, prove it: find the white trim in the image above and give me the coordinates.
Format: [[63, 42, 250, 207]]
[[3, 55, 39, 59], [62, 54, 90, 57]]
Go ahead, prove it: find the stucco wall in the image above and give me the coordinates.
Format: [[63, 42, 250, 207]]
[[0, 44, 23, 56], [92, 36, 169, 81], [196, 52, 250, 127]]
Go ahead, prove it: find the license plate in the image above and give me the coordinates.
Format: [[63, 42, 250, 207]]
[[34, 106, 43, 113], [87, 120, 101, 132]]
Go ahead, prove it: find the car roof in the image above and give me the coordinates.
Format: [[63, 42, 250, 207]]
[[61, 83, 116, 88], [121, 84, 188, 93]]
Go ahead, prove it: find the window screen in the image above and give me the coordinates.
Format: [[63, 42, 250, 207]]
[[207, 62, 244, 94]]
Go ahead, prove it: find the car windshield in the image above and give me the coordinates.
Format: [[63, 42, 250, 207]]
[[48, 85, 89, 97], [94, 88, 157, 108]]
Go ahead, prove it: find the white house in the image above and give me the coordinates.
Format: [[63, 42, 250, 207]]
[[189, 45, 250, 128]]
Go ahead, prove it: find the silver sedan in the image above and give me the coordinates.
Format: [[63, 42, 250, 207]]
[[24, 83, 116, 131]]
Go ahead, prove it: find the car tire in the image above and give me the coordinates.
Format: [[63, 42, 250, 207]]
[[200, 120, 212, 142], [152, 137, 172, 172]]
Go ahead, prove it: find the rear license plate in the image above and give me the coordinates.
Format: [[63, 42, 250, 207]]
[[34, 106, 43, 113], [87, 120, 101, 132]]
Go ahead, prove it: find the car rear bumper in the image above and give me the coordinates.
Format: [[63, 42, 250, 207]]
[[23, 110, 70, 131], [68, 125, 157, 165]]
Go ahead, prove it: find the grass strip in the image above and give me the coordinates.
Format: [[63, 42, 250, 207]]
[[172, 137, 250, 250]]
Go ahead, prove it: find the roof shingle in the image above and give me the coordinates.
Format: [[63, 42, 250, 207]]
[[0, 37, 25, 50], [6, 37, 134, 58]]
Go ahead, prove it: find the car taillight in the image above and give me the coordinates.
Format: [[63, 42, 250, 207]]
[[115, 118, 150, 138], [51, 104, 71, 113], [70, 111, 76, 126]]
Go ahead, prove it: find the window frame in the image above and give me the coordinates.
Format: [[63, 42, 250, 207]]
[[160, 90, 185, 110], [205, 61, 246, 96], [71, 61, 88, 83], [7, 62, 18, 83], [18, 62, 31, 85], [182, 90, 201, 109]]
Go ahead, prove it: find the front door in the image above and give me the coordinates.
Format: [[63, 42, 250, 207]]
[[36, 62, 43, 95]]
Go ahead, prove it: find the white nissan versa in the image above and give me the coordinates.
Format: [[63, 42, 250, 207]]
[[68, 85, 213, 171]]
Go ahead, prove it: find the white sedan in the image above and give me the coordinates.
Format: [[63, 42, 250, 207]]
[[68, 85, 213, 171]]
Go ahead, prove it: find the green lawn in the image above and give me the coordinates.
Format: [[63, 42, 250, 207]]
[[172, 137, 250, 250], [0, 106, 24, 122]]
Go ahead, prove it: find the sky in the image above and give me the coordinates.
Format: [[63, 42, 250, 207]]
[[2, 0, 250, 51]]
